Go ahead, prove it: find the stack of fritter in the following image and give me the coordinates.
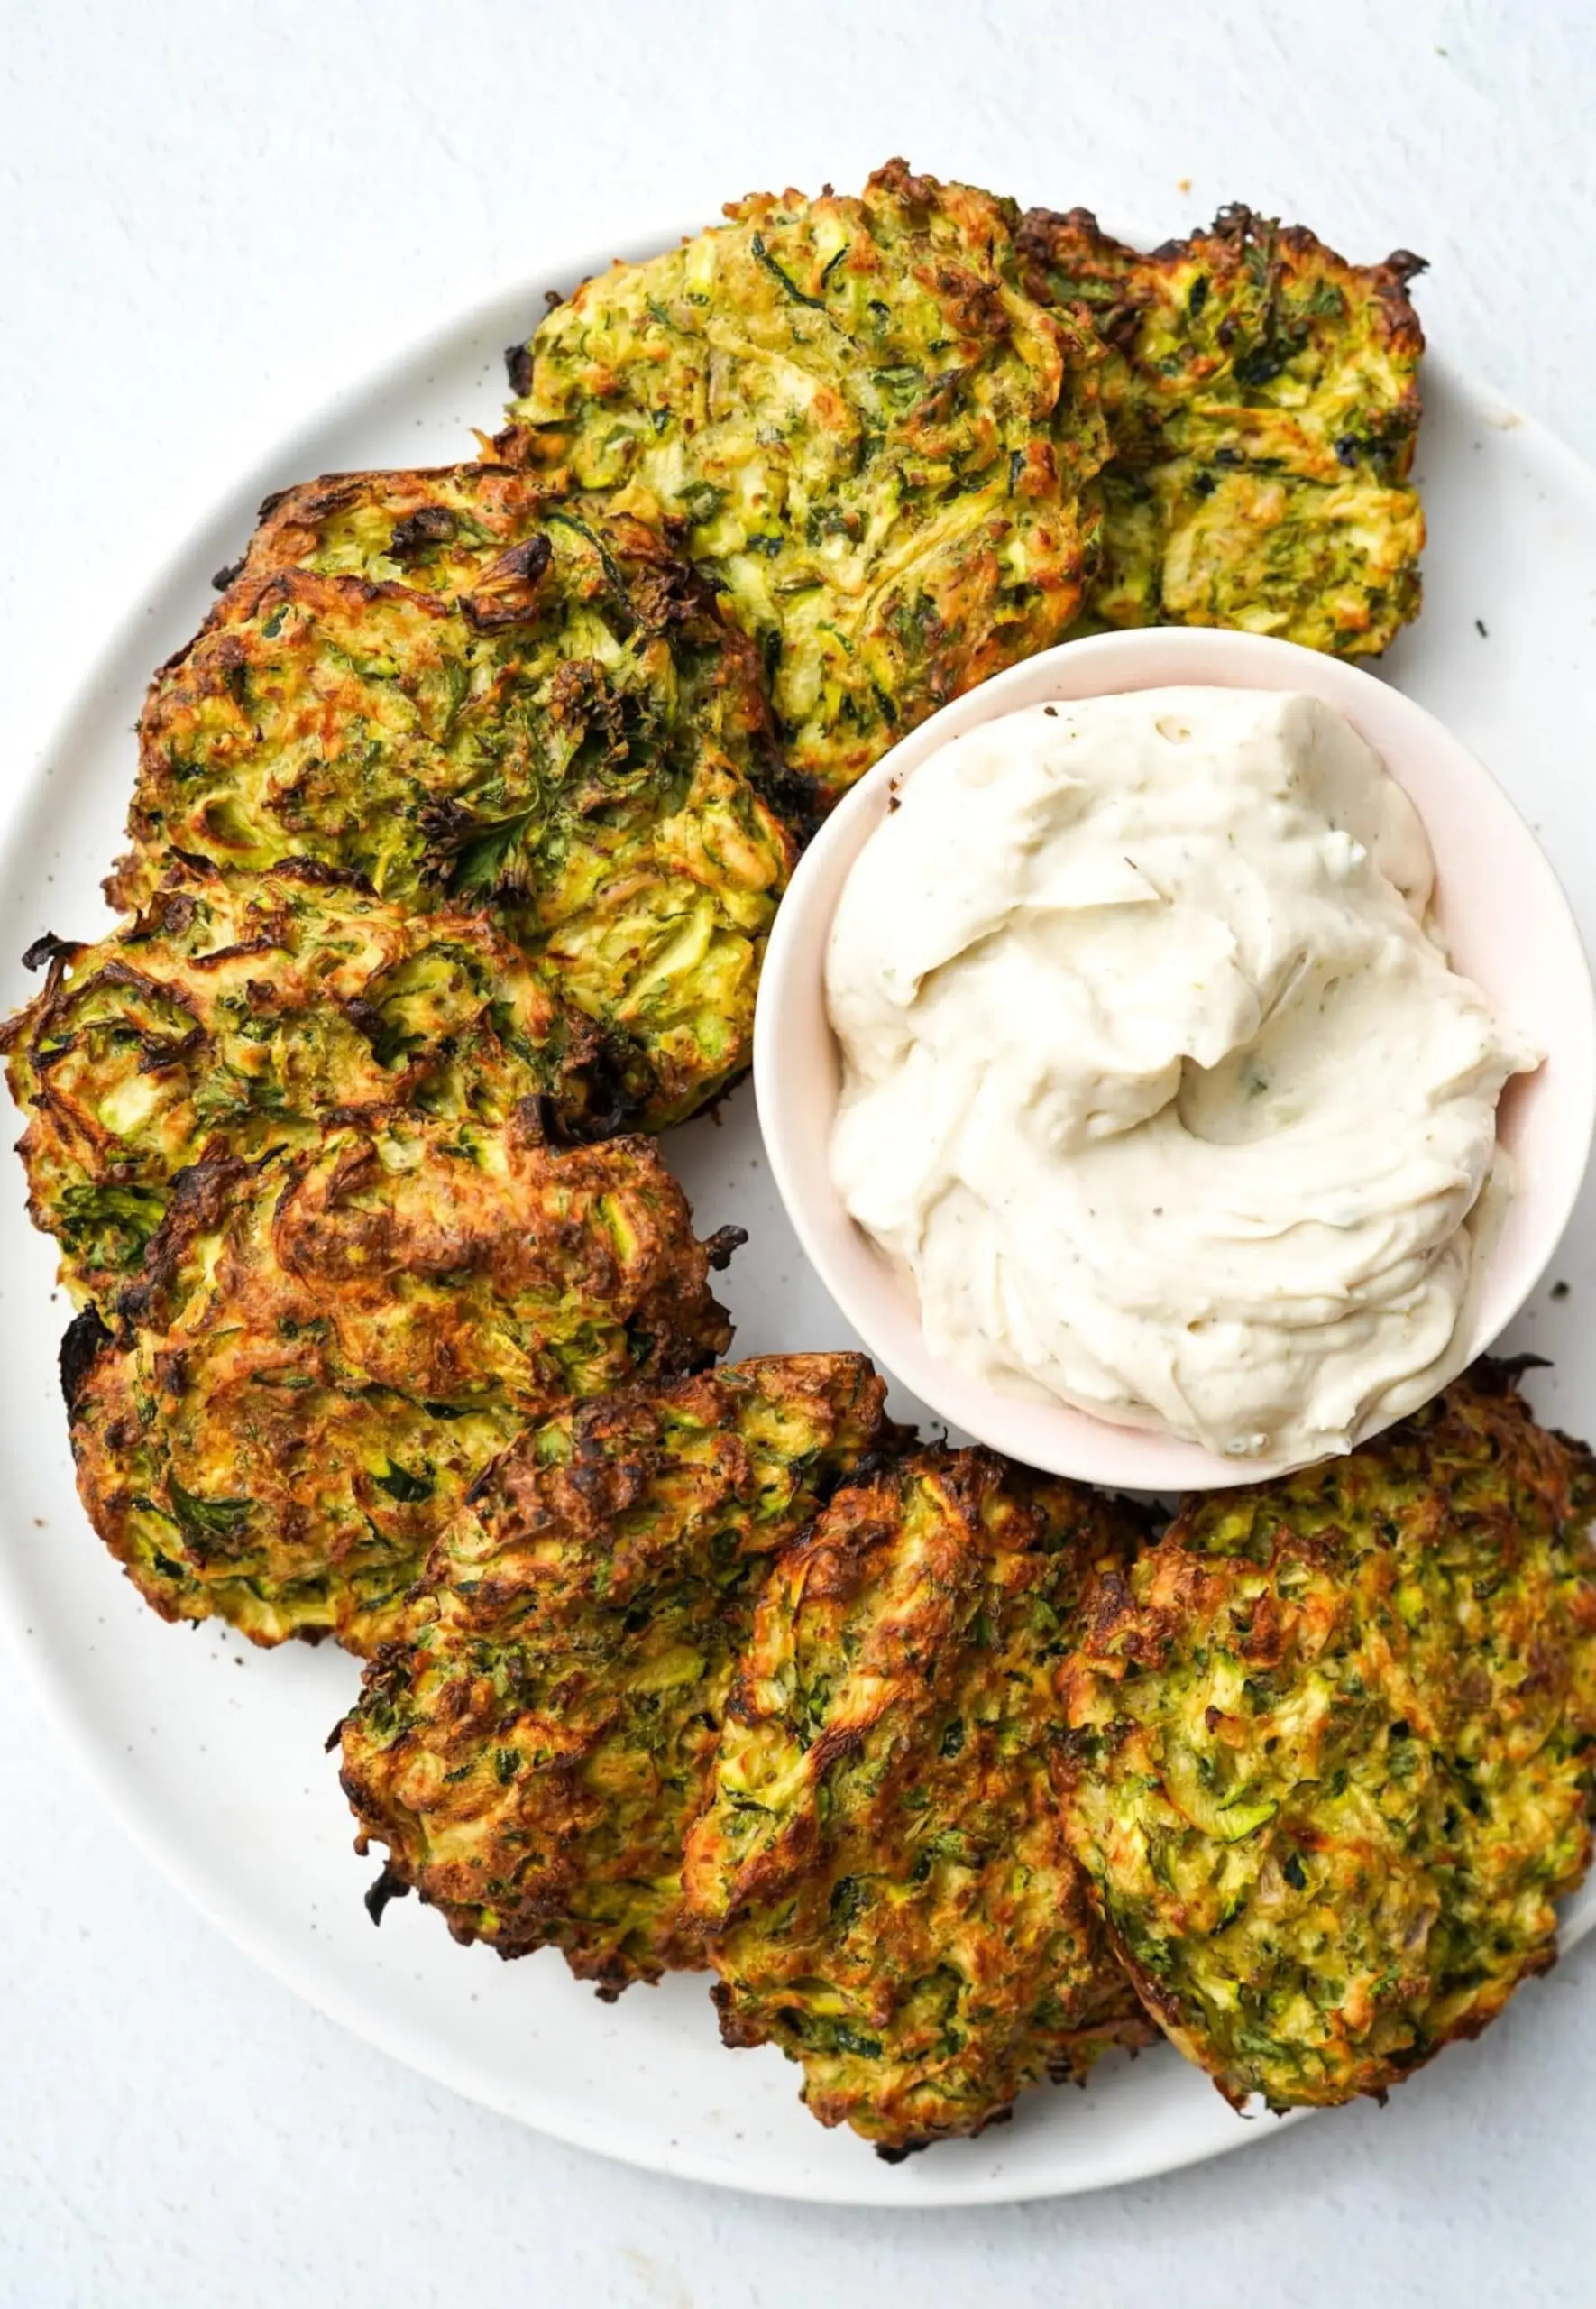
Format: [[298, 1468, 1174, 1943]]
[[339, 1366, 1154, 2148], [496, 165, 1426, 792], [8, 164, 1431, 1327], [340, 1354, 900, 1988], [338, 1359, 1596, 2156], [11, 339, 821, 1653]]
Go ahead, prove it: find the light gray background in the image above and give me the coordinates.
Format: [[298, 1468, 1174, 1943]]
[[4, 3, 1594, 2302]]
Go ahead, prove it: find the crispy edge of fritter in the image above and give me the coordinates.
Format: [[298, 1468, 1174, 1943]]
[[1056, 1362, 1596, 2111], [336, 1353, 898, 1991], [684, 1447, 1152, 2152], [229, 462, 566, 596], [1017, 202, 1426, 461], [1032, 200, 1426, 334]]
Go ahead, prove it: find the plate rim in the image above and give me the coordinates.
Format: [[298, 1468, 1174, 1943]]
[[3, 237, 1594, 2208]]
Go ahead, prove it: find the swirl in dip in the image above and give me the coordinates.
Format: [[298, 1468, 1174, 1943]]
[[825, 687, 1538, 1467]]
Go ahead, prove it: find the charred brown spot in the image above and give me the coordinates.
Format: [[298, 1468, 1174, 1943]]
[[21, 930, 78, 975], [60, 1307, 114, 1414], [463, 533, 555, 630], [703, 1225, 748, 1272], [363, 1862, 412, 1924], [389, 505, 459, 558]]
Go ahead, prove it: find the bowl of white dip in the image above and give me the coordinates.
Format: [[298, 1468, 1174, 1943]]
[[754, 627, 1596, 1487]]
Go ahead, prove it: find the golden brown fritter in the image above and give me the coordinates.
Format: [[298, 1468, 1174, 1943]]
[[684, 1449, 1152, 2155], [1020, 205, 1425, 469], [1086, 456, 1425, 649], [68, 1109, 736, 1651], [1018, 204, 1426, 653], [499, 159, 1109, 801], [338, 1355, 897, 1992], [230, 462, 567, 607], [1058, 1363, 1596, 2111], [112, 488, 798, 1127], [3, 857, 615, 1307]]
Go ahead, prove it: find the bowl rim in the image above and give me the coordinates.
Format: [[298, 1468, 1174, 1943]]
[[753, 625, 1596, 1491]]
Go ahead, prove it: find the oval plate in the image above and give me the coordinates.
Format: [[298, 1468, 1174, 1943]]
[[3, 238, 1595, 2207]]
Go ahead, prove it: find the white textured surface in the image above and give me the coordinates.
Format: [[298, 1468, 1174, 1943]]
[[4, 2, 1596, 2300]]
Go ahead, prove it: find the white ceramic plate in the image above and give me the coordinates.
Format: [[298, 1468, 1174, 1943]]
[[4, 236, 1596, 2209]]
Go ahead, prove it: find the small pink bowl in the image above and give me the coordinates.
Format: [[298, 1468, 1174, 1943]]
[[754, 627, 1596, 1489]]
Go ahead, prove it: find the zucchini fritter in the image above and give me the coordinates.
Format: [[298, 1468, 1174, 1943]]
[[499, 159, 1109, 800], [3, 856, 613, 1307], [1018, 204, 1426, 654], [684, 1449, 1152, 2154], [1087, 457, 1425, 650], [113, 489, 797, 1127], [338, 1355, 895, 1992], [234, 462, 567, 606], [1058, 1364, 1596, 2111], [68, 1110, 734, 1651]]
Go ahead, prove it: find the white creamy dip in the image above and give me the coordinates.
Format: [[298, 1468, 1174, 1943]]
[[826, 686, 1538, 1466]]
